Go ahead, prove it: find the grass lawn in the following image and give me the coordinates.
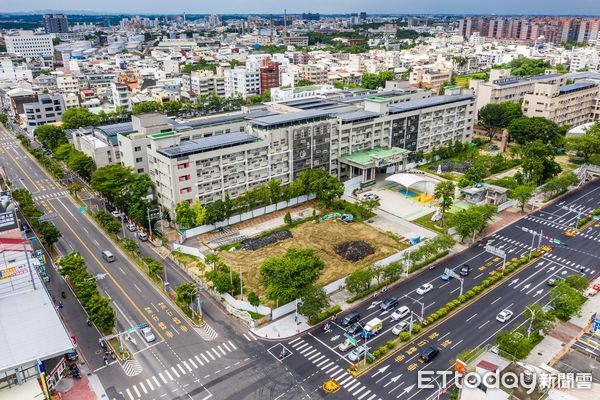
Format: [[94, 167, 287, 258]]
[[413, 212, 450, 234], [218, 219, 401, 305]]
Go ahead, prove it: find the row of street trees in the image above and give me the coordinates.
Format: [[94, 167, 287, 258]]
[[58, 252, 115, 332], [175, 169, 344, 229], [12, 189, 61, 247]]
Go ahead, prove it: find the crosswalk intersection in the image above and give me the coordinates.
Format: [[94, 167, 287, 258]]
[[288, 337, 382, 400], [121, 340, 238, 400]]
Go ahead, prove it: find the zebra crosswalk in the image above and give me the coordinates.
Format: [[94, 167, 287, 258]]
[[288, 337, 381, 400], [122, 359, 143, 377], [197, 322, 218, 341], [122, 340, 239, 400], [32, 190, 68, 201], [242, 332, 258, 341]]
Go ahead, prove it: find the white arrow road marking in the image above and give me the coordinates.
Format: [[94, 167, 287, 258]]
[[367, 301, 381, 310], [520, 283, 531, 291], [384, 375, 403, 388], [547, 266, 556, 273], [509, 278, 519, 286], [372, 364, 390, 377], [533, 289, 544, 297], [376, 371, 392, 384], [330, 335, 340, 342], [403, 384, 415, 393]]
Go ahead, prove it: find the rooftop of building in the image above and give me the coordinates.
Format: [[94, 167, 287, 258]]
[[558, 81, 597, 95], [251, 109, 334, 128], [340, 146, 411, 166], [491, 73, 563, 87], [0, 238, 73, 372], [156, 132, 260, 158], [338, 109, 381, 123], [389, 94, 474, 113]]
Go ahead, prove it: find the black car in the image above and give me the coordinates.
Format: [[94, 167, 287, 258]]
[[379, 297, 399, 311], [347, 321, 364, 335], [341, 311, 361, 327], [459, 264, 471, 276], [420, 346, 440, 362]]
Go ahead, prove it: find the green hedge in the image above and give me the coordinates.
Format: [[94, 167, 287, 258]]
[[309, 304, 342, 325], [425, 251, 541, 325]]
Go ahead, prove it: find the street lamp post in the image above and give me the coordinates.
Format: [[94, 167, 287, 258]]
[[190, 287, 199, 318]]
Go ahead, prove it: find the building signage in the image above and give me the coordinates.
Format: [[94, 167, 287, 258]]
[[377, 154, 404, 167], [0, 191, 18, 232], [0, 265, 28, 281]]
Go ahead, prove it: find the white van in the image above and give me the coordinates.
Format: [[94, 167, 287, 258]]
[[102, 250, 115, 262]]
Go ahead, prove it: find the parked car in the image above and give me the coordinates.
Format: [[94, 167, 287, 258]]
[[347, 322, 364, 335], [66, 350, 79, 361], [361, 193, 379, 200], [379, 297, 399, 311], [460, 264, 471, 276], [338, 339, 356, 352], [496, 309, 514, 323], [390, 306, 410, 321], [137, 232, 148, 241], [348, 345, 369, 362], [420, 346, 440, 362], [111, 210, 124, 219], [341, 311, 361, 327], [416, 283, 434, 295], [392, 321, 410, 335], [126, 223, 137, 232]]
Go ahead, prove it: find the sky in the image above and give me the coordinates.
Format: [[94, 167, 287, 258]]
[[1, 0, 600, 15]]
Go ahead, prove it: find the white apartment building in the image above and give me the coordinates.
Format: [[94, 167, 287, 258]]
[[470, 69, 567, 112], [0, 58, 33, 82], [111, 82, 130, 109], [4, 31, 54, 58], [522, 81, 600, 126], [56, 74, 80, 93], [71, 126, 121, 168], [409, 67, 453, 91], [184, 71, 226, 98], [224, 68, 260, 98], [62, 92, 80, 109], [22, 93, 65, 132]]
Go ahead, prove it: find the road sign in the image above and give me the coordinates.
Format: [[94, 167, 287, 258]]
[[344, 333, 357, 346], [38, 213, 58, 222], [484, 245, 506, 258], [593, 319, 600, 332], [444, 268, 461, 280], [78, 206, 88, 213]]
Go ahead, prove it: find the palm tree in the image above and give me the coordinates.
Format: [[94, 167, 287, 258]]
[[433, 181, 456, 228]]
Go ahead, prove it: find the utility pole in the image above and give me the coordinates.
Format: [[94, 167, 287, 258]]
[[146, 207, 153, 237], [239, 264, 243, 298], [24, 243, 36, 290]]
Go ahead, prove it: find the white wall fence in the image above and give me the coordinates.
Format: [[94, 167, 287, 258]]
[[373, 239, 428, 268], [179, 194, 316, 241], [497, 199, 517, 212], [343, 176, 363, 196], [222, 293, 271, 316], [172, 243, 206, 260]]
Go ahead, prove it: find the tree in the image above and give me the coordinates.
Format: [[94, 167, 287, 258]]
[[175, 201, 196, 229], [90, 164, 138, 202], [205, 264, 240, 295], [53, 143, 73, 161], [191, 200, 206, 226], [359, 198, 380, 214], [302, 169, 344, 208], [34, 124, 67, 150], [298, 285, 329, 321], [450, 204, 496, 242], [296, 79, 315, 86], [524, 304, 555, 335], [268, 179, 282, 204], [510, 184, 535, 212], [565, 122, 600, 162], [495, 329, 536, 360], [86, 294, 115, 332], [146, 260, 164, 280], [61, 107, 100, 129], [477, 102, 523, 141], [346, 267, 374, 294], [37, 221, 61, 247], [564, 275, 589, 292], [284, 211, 292, 225], [519, 140, 561, 184], [68, 151, 95, 180], [541, 172, 578, 198], [382, 262, 402, 282], [67, 182, 83, 198], [508, 117, 565, 147], [550, 281, 587, 320], [132, 101, 162, 115], [175, 283, 197, 308], [361, 71, 395, 89], [247, 291, 260, 307], [260, 248, 325, 303], [122, 238, 137, 253], [433, 181, 455, 227]]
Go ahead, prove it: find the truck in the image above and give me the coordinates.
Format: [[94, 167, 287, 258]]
[[359, 317, 382, 339]]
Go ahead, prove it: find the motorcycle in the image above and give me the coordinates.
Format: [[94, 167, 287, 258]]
[[69, 365, 81, 379], [61, 291, 66, 299]]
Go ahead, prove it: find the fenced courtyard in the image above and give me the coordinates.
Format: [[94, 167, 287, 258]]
[[218, 218, 402, 303]]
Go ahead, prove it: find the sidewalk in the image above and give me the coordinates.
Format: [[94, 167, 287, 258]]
[[251, 313, 310, 339], [55, 363, 107, 400]]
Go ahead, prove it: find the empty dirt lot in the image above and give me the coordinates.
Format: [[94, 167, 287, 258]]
[[219, 218, 401, 301]]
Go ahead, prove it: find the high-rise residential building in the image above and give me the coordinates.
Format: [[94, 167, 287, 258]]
[[4, 31, 54, 58], [224, 68, 261, 98], [22, 93, 65, 133], [259, 60, 280, 95], [43, 14, 69, 34]]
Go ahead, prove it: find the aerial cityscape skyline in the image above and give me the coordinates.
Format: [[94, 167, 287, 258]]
[[2, 0, 600, 15]]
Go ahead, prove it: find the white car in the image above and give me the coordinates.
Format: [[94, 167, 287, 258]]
[[361, 193, 379, 200], [392, 321, 410, 335], [390, 306, 410, 321], [141, 326, 156, 342], [338, 339, 356, 352], [126, 223, 137, 232], [416, 283, 434, 295], [348, 345, 368, 362], [137, 232, 148, 241], [496, 309, 514, 323]]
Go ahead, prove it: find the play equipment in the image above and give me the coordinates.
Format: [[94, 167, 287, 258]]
[[319, 213, 354, 223], [415, 193, 434, 203], [431, 207, 442, 222]]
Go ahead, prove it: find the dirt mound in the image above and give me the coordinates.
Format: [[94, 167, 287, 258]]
[[335, 240, 375, 262], [242, 230, 292, 250]]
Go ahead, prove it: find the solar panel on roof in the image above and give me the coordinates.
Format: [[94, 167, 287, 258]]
[[98, 122, 133, 136], [157, 132, 257, 158]]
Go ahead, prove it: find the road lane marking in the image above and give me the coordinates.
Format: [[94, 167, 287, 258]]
[[139, 381, 147, 394], [146, 379, 154, 391], [132, 385, 141, 397], [170, 366, 180, 378], [227, 340, 237, 350], [211, 348, 221, 358], [491, 296, 502, 305], [126, 388, 134, 400], [206, 351, 216, 361], [466, 313, 478, 322], [194, 355, 204, 366], [450, 339, 464, 350], [159, 372, 167, 383], [218, 345, 227, 355], [183, 360, 192, 372], [478, 321, 490, 330], [222, 342, 231, 352], [133, 283, 142, 293], [201, 353, 210, 363]]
